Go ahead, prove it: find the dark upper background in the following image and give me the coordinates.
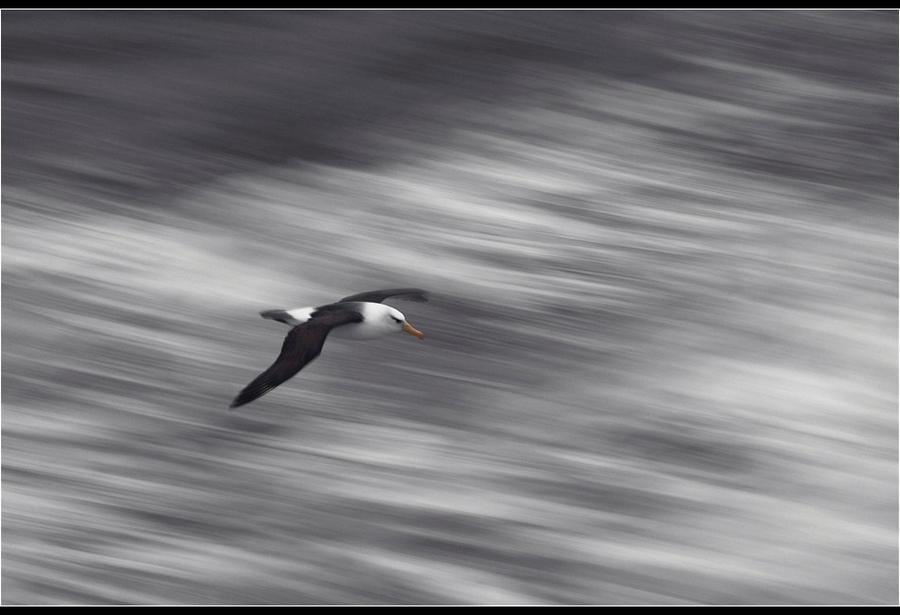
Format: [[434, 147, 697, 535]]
[[2, 10, 897, 605]]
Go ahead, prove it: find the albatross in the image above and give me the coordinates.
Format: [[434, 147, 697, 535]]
[[230, 288, 428, 408]]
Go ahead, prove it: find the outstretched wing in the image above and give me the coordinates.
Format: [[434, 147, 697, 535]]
[[230, 309, 363, 409], [338, 288, 429, 304]]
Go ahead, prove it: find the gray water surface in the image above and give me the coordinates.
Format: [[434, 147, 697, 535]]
[[2, 10, 897, 605]]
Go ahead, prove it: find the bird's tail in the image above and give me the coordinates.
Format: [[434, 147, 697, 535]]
[[259, 309, 302, 326]]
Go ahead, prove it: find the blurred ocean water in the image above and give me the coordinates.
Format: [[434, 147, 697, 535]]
[[2, 10, 897, 604]]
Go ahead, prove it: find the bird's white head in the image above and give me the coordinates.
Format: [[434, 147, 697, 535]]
[[381, 304, 424, 340]]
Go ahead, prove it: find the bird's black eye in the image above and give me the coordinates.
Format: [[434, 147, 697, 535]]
[[391, 316, 401, 323]]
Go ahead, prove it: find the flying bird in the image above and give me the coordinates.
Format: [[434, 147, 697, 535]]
[[230, 288, 428, 408]]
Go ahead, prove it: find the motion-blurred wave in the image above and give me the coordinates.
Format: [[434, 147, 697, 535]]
[[2, 10, 897, 605]]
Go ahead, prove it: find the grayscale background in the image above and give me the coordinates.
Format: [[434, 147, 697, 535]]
[[2, 10, 897, 605]]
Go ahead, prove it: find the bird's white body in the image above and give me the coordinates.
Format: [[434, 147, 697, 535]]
[[285, 306, 315, 324], [287, 302, 405, 340]]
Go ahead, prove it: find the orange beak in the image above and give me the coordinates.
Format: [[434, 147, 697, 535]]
[[402, 321, 425, 340]]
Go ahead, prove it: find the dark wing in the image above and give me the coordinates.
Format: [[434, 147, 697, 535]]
[[230, 309, 362, 409], [338, 288, 429, 304]]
